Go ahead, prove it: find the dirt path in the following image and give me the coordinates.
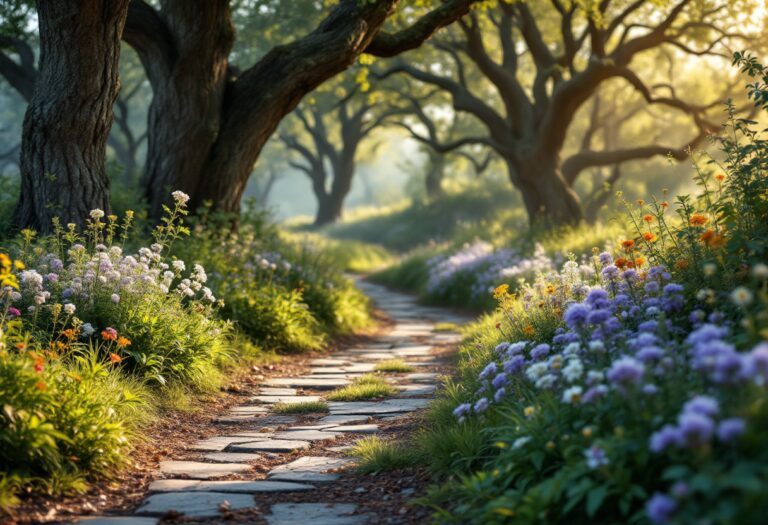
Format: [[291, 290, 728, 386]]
[[60, 281, 468, 525]]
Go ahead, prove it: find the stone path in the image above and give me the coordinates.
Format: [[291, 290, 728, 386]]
[[70, 280, 467, 525]]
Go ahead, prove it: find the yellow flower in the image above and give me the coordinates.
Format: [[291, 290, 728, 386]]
[[524, 406, 535, 417], [493, 284, 510, 298], [582, 427, 593, 438]]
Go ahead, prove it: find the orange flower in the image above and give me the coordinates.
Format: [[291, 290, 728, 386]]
[[660, 201, 669, 209], [675, 259, 689, 269], [689, 214, 708, 226], [642, 232, 657, 242], [637, 199, 645, 206], [61, 328, 78, 341], [15, 342, 27, 351], [621, 239, 635, 250], [715, 173, 726, 182], [109, 353, 123, 364], [699, 229, 726, 248], [615, 257, 629, 269], [634, 256, 646, 267], [34, 356, 44, 373], [523, 325, 535, 336], [101, 327, 118, 341], [35, 381, 47, 391], [116, 336, 132, 348], [642, 214, 655, 223]]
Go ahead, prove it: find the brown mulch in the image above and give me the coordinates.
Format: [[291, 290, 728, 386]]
[[5, 307, 459, 525]]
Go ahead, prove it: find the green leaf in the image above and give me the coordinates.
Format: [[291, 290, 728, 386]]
[[586, 485, 608, 517]]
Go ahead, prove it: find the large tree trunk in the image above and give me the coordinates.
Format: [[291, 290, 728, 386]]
[[425, 151, 445, 198], [507, 152, 583, 227], [14, 0, 129, 232], [138, 1, 234, 219]]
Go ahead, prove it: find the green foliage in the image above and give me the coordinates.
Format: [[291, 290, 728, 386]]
[[0, 345, 148, 510], [415, 58, 768, 524], [325, 373, 396, 401], [174, 208, 372, 353]]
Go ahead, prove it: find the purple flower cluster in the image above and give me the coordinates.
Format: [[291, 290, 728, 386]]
[[650, 394, 746, 452]]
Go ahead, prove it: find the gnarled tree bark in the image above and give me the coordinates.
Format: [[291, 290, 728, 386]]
[[13, 0, 129, 232], [123, 0, 479, 221]]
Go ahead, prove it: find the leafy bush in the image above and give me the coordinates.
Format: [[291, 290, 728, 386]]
[[419, 56, 768, 525], [7, 194, 231, 386], [173, 208, 371, 353], [0, 326, 148, 509]]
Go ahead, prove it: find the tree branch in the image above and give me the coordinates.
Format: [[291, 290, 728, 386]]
[[365, 0, 479, 57]]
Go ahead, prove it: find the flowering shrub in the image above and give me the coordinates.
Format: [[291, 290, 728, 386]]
[[172, 209, 370, 352], [425, 241, 568, 310], [3, 193, 230, 385], [422, 57, 768, 525], [0, 253, 148, 509]]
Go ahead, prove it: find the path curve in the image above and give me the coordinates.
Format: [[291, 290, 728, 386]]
[[70, 281, 468, 525]]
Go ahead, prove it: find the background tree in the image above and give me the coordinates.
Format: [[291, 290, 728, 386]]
[[387, 0, 757, 226], [280, 79, 397, 226], [392, 86, 496, 197]]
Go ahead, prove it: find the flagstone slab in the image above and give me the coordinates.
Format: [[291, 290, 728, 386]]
[[229, 439, 310, 453], [190, 436, 263, 452], [309, 367, 348, 374], [203, 452, 263, 463], [290, 423, 338, 430], [148, 479, 315, 493], [273, 429, 342, 441], [158, 461, 252, 479], [349, 353, 394, 361], [325, 424, 379, 434], [392, 346, 434, 357], [75, 518, 159, 525], [266, 503, 370, 525], [268, 456, 352, 482], [397, 384, 437, 396], [310, 358, 351, 366], [228, 405, 270, 414], [318, 414, 370, 425], [258, 387, 298, 396], [300, 373, 363, 380], [262, 377, 349, 389], [341, 363, 377, 372], [136, 491, 254, 517], [251, 395, 322, 404], [328, 398, 430, 415], [404, 372, 439, 382]]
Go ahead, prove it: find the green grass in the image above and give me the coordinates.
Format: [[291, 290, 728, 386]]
[[325, 373, 397, 401], [374, 359, 416, 373], [433, 322, 461, 332], [322, 180, 524, 252], [272, 400, 329, 414], [350, 436, 422, 473], [280, 230, 395, 273]]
